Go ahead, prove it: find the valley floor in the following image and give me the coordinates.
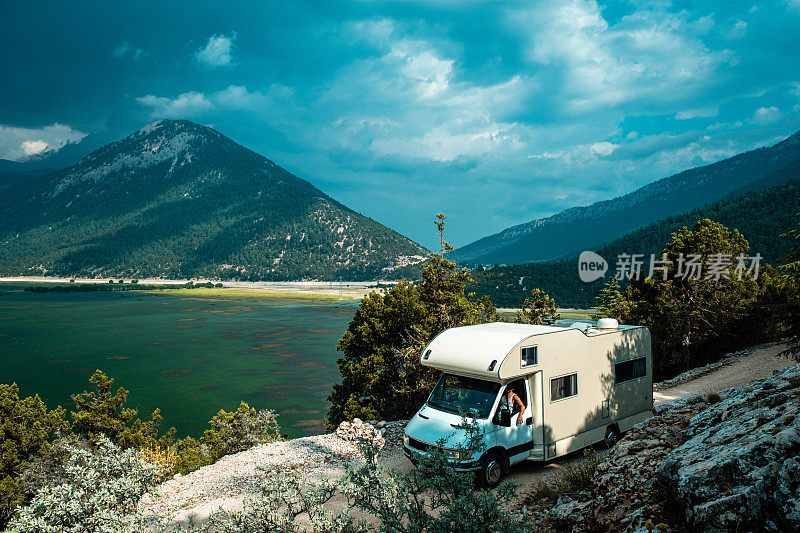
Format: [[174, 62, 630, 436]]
[[138, 342, 796, 529]]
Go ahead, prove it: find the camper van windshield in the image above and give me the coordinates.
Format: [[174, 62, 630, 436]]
[[427, 374, 501, 418]]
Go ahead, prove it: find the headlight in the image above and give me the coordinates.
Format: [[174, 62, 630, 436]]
[[443, 448, 461, 460], [403, 434, 409, 446]]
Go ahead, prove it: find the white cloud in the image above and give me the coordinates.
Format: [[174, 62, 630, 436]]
[[136, 85, 295, 119], [0, 123, 87, 161], [345, 18, 396, 46], [22, 140, 48, 155], [675, 107, 718, 119], [194, 33, 237, 68], [727, 20, 748, 39], [112, 41, 143, 60], [136, 91, 213, 118], [385, 41, 454, 99], [590, 141, 618, 156], [510, 1, 730, 111], [750, 106, 782, 125]]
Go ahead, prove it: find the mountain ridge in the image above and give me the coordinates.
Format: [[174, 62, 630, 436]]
[[453, 129, 800, 265], [469, 174, 800, 308]]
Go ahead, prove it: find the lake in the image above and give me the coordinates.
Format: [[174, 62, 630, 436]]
[[0, 285, 357, 438]]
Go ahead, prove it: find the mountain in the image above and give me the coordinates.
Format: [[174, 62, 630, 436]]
[[469, 175, 800, 308], [0, 120, 428, 280], [0, 160, 56, 188], [453, 130, 800, 265]]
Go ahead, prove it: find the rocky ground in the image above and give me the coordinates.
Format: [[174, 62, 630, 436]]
[[138, 421, 406, 525], [548, 363, 800, 532]]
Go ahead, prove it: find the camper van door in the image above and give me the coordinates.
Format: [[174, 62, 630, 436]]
[[495, 379, 533, 462]]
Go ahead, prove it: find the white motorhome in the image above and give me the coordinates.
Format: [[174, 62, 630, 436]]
[[402, 319, 652, 487]]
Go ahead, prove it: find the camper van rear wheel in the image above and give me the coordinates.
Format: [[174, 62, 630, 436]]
[[478, 452, 503, 488], [602, 424, 621, 449]]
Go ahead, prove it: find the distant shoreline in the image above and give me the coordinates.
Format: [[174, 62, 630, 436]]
[[0, 277, 594, 314], [0, 276, 397, 302]]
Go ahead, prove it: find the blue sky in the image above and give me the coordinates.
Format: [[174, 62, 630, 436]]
[[2, 0, 800, 249]]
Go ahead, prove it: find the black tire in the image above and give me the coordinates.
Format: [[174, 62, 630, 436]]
[[477, 452, 504, 488], [602, 424, 621, 449]]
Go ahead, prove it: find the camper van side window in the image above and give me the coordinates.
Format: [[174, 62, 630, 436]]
[[614, 357, 647, 384], [521, 346, 538, 367], [550, 373, 578, 402]]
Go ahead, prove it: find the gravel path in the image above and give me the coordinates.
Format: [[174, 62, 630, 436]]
[[140, 343, 794, 527], [652, 342, 792, 404]]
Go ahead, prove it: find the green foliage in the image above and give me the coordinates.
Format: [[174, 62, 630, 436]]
[[327, 215, 498, 428], [593, 276, 622, 319], [514, 288, 561, 324], [6, 436, 158, 533], [172, 436, 211, 476], [199, 402, 280, 463], [24, 281, 222, 293], [780, 210, 800, 361], [171, 402, 280, 475], [0, 384, 67, 528], [71, 370, 169, 449], [202, 470, 360, 532], [612, 219, 781, 378], [555, 448, 603, 495]]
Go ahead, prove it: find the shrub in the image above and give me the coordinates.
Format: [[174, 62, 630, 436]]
[[613, 219, 769, 379], [515, 288, 561, 324], [108, 279, 114, 284], [706, 392, 722, 404], [327, 214, 498, 428], [131, 279, 139, 284], [171, 403, 280, 475], [200, 402, 280, 462], [172, 436, 212, 475], [7, 436, 158, 532], [555, 448, 604, 496], [0, 384, 67, 528], [71, 370, 171, 449]]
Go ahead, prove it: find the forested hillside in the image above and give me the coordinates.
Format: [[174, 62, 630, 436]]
[[469, 178, 800, 308], [0, 120, 428, 280]]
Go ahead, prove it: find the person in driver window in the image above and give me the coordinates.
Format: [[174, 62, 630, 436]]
[[506, 387, 525, 425]]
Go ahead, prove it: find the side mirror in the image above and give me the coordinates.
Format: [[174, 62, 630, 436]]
[[493, 407, 511, 427]]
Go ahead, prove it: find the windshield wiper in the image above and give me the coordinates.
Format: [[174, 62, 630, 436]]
[[428, 399, 459, 414]]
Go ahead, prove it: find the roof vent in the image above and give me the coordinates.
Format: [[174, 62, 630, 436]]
[[423, 349, 431, 360], [487, 360, 497, 371], [596, 318, 619, 330]]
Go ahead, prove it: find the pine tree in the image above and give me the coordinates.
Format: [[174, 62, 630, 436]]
[[514, 288, 560, 325], [593, 276, 622, 319]]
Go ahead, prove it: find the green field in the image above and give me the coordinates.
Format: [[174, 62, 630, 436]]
[[0, 283, 356, 438]]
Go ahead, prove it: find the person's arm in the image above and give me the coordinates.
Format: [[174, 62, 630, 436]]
[[512, 394, 525, 424]]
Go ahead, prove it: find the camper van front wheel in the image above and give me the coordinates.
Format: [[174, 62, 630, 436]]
[[478, 452, 504, 488]]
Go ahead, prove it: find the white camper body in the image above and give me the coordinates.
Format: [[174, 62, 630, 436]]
[[402, 321, 652, 486]]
